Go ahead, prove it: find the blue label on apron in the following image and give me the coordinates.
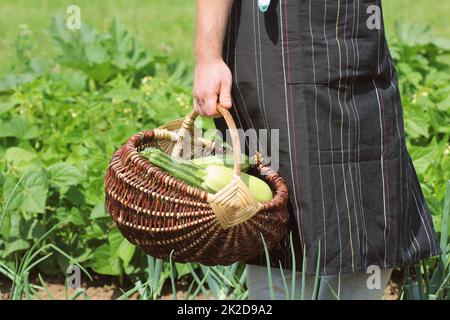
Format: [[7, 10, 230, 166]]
[[258, 0, 271, 12]]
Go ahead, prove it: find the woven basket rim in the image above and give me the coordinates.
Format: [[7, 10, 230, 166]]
[[117, 129, 288, 211]]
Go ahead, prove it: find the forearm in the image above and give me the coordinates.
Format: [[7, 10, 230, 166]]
[[194, 0, 233, 62]]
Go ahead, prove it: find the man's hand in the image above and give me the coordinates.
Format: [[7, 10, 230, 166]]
[[194, 0, 234, 117], [194, 58, 232, 117]]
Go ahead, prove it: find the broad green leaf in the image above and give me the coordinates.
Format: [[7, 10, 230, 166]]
[[29, 57, 48, 76], [48, 162, 83, 188], [69, 207, 85, 226], [117, 239, 135, 267], [0, 101, 15, 113], [108, 228, 123, 256], [405, 116, 430, 138], [0, 212, 11, 239], [91, 244, 121, 276], [2, 170, 48, 213], [24, 219, 46, 240], [56, 207, 84, 226], [63, 186, 85, 206], [2, 239, 30, 258], [50, 16, 73, 44], [90, 202, 108, 219], [49, 70, 87, 93], [84, 223, 105, 240], [106, 229, 135, 268], [108, 19, 129, 55], [75, 248, 93, 264], [4, 147, 37, 167], [38, 258, 63, 275], [8, 213, 22, 239], [175, 263, 191, 279], [0, 73, 38, 92], [86, 62, 115, 83], [0, 118, 39, 139], [436, 99, 450, 112], [84, 42, 108, 64]]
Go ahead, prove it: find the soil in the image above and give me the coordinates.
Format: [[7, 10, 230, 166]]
[[383, 268, 403, 300], [0, 274, 131, 300], [0, 269, 403, 300], [0, 273, 207, 300]]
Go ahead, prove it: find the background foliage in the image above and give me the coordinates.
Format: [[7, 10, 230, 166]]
[[0, 18, 192, 279], [0, 0, 448, 299]]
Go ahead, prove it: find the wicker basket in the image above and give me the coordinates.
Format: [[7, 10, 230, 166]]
[[104, 105, 289, 265]]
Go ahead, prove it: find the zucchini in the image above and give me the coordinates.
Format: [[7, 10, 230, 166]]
[[191, 153, 250, 172], [141, 147, 273, 202], [140, 148, 203, 186]]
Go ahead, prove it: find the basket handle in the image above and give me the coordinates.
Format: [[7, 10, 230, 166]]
[[171, 103, 242, 177], [172, 103, 263, 229]]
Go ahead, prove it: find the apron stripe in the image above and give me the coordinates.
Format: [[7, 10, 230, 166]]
[[323, 0, 344, 274], [281, 0, 304, 244], [336, 0, 356, 272], [308, 0, 328, 274], [342, 0, 361, 270], [372, 80, 389, 268]]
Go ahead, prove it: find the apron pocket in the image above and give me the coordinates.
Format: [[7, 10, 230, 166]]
[[286, 38, 382, 85]]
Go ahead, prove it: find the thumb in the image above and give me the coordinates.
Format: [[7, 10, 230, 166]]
[[219, 76, 232, 109]]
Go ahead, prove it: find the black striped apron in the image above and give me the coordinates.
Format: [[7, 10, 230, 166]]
[[215, 0, 441, 275]]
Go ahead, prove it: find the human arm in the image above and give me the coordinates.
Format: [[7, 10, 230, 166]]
[[193, 0, 234, 117]]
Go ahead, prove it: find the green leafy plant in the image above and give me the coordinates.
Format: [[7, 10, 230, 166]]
[[389, 23, 450, 226], [0, 20, 191, 282], [50, 17, 154, 85], [401, 181, 450, 300]]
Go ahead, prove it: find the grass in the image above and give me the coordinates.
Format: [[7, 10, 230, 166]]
[[383, 0, 450, 39], [0, 0, 449, 76]]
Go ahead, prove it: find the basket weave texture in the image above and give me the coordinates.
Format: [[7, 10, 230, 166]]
[[104, 107, 289, 265]]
